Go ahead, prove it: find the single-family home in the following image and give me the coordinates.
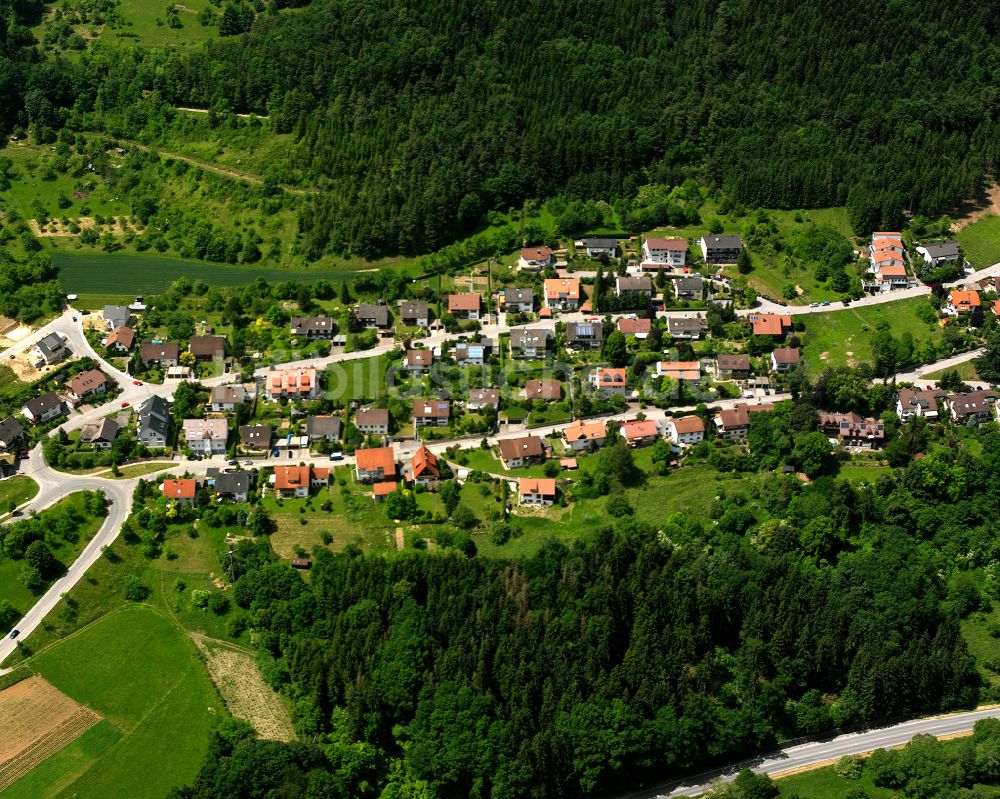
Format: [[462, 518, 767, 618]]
[[273, 465, 329, 498], [136, 395, 171, 448], [673, 277, 704, 301], [656, 361, 701, 381], [355, 408, 390, 436], [239, 424, 273, 453], [615, 276, 654, 297], [667, 415, 705, 446], [509, 328, 550, 359], [448, 293, 482, 320], [212, 470, 253, 502], [31, 333, 69, 367], [162, 479, 197, 505], [498, 435, 546, 469], [770, 348, 801, 372], [405, 349, 434, 375], [577, 238, 619, 259], [356, 302, 391, 329], [714, 403, 774, 440], [265, 367, 318, 401], [104, 305, 132, 330], [209, 385, 247, 412], [618, 317, 651, 339], [870, 236, 905, 262], [818, 412, 886, 449], [916, 241, 961, 268], [519, 478, 558, 507], [106, 325, 135, 353], [874, 262, 910, 290], [399, 301, 430, 328], [0, 416, 25, 451], [749, 313, 792, 339], [413, 400, 450, 427], [896, 388, 946, 421], [306, 415, 342, 442], [66, 369, 107, 405], [498, 288, 534, 314], [590, 367, 628, 396], [947, 390, 998, 424], [410, 445, 440, 487], [189, 335, 226, 360], [79, 417, 119, 450], [699, 235, 744, 264], [667, 315, 707, 340], [946, 290, 981, 316], [355, 446, 397, 483], [525, 379, 561, 401], [140, 341, 180, 368], [716, 354, 752, 380], [182, 418, 229, 455], [642, 237, 688, 269], [622, 418, 660, 447], [467, 388, 500, 411], [563, 419, 607, 452], [22, 391, 64, 424], [454, 342, 489, 365], [289, 316, 336, 340], [543, 278, 582, 311], [518, 246, 554, 272], [565, 321, 603, 351]]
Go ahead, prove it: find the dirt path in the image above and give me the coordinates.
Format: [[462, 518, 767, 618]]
[[953, 183, 1000, 230], [175, 106, 269, 121]]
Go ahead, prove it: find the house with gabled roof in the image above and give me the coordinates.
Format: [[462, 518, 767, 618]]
[[509, 328, 550, 359], [209, 385, 248, 412], [467, 388, 500, 411], [525, 379, 561, 401], [412, 399, 450, 427], [140, 341, 179, 368], [106, 325, 135, 353], [22, 391, 64, 424], [749, 313, 792, 339], [240, 424, 273, 452], [355, 408, 390, 436], [656, 361, 700, 381], [399, 301, 430, 328], [356, 302, 390, 329], [642, 237, 688, 268], [699, 235, 743, 263], [622, 418, 660, 447], [577, 238, 619, 259], [770, 348, 801, 372], [673, 277, 704, 300], [410, 445, 440, 487], [104, 305, 132, 330], [189, 335, 226, 360], [162, 479, 198, 505], [896, 388, 946, 421], [947, 390, 998, 424], [137, 395, 171, 448], [566, 322, 603, 351], [66, 369, 107, 405], [590, 367, 628, 396], [265, 367, 318, 400], [404, 349, 434, 375], [355, 446, 396, 483], [917, 241, 961, 267], [946, 290, 981, 316], [290, 316, 336, 339], [272, 465, 329, 498], [448, 293, 482, 319], [518, 247, 554, 272], [543, 278, 582, 311], [615, 276, 653, 297], [498, 435, 546, 469], [519, 478, 557, 506], [498, 288, 534, 314], [182, 418, 229, 455], [667, 415, 705, 446], [0, 416, 25, 451], [618, 317, 651, 338], [79, 417, 119, 450], [562, 419, 607, 452], [716, 354, 752, 379]]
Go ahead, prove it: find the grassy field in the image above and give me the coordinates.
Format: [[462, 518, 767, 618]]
[[957, 214, 1000, 268], [0, 476, 39, 512], [324, 354, 393, 405], [922, 360, 982, 382], [799, 297, 941, 370], [10, 606, 222, 799]]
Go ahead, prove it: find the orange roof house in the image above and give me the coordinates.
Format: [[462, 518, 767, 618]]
[[656, 360, 701, 381], [590, 367, 628, 393], [949, 290, 981, 314], [355, 446, 397, 482], [622, 418, 660, 444], [373, 481, 398, 498], [544, 278, 582, 309], [266, 367, 318, 400], [519, 478, 558, 505], [749, 313, 792, 337], [411, 445, 440, 482], [562, 419, 607, 450], [162, 479, 197, 501], [877, 264, 908, 277], [448, 293, 482, 313]]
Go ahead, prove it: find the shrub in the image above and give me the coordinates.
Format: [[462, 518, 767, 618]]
[[209, 592, 231, 615], [834, 755, 863, 780], [123, 576, 150, 601], [190, 589, 210, 609]]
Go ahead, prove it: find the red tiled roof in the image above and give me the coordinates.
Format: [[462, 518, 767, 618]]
[[355, 447, 396, 475], [671, 415, 705, 434], [162, 479, 196, 499], [412, 445, 440, 479], [520, 478, 557, 497], [750, 314, 792, 337], [448, 293, 481, 311]]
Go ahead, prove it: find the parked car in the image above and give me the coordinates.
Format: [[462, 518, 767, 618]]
[[132, 380, 142, 386], [9, 629, 19, 640], [121, 401, 129, 407], [329, 453, 344, 461]]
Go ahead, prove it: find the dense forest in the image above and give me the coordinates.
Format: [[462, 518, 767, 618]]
[[2, 0, 999, 258], [166, 397, 1000, 798]]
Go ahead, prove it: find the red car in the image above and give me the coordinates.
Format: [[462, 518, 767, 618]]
[[132, 380, 142, 386], [121, 401, 130, 408]]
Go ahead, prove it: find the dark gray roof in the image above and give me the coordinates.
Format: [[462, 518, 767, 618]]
[[921, 241, 961, 259], [357, 303, 390, 326], [702, 235, 744, 250], [35, 333, 66, 361], [214, 471, 253, 496], [306, 415, 342, 440], [24, 391, 62, 420], [137, 395, 171, 437], [103, 305, 132, 329], [240, 424, 273, 447], [0, 415, 24, 446], [502, 288, 534, 304], [81, 417, 119, 444], [580, 238, 618, 248], [675, 277, 704, 292], [510, 328, 550, 349], [617, 276, 653, 292], [566, 322, 603, 341], [399, 300, 429, 318], [667, 316, 707, 333], [290, 316, 336, 336]]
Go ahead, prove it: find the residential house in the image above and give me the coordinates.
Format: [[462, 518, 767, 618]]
[[31, 333, 69, 367], [410, 445, 440, 487], [140, 341, 180, 368], [189, 335, 226, 360], [467, 388, 500, 411], [870, 236, 905, 263], [66, 369, 107, 405], [673, 277, 704, 300], [818, 411, 886, 449], [525, 379, 561, 401], [917, 241, 961, 268], [770, 347, 801, 372], [699, 235, 744, 263], [79, 417, 119, 450], [518, 246, 554, 272], [615, 276, 653, 297], [947, 390, 998, 424], [412, 400, 450, 427], [162, 479, 197, 505], [874, 262, 910, 291], [405, 349, 434, 375], [355, 446, 397, 483], [667, 315, 707, 340], [356, 302, 390, 329], [656, 361, 701, 381], [498, 288, 534, 314], [543, 278, 582, 311], [642, 237, 688, 269], [896, 388, 946, 421], [373, 481, 398, 501], [306, 415, 342, 442], [519, 478, 558, 507], [448, 293, 482, 320], [136, 395, 171, 448], [240, 424, 273, 452], [182, 418, 229, 455], [273, 465, 329, 498], [399, 301, 430, 328], [509, 328, 550, 359], [209, 385, 247, 412], [622, 418, 660, 447], [290, 316, 336, 339], [212, 470, 253, 502], [563, 419, 607, 452], [716, 354, 752, 380], [714, 403, 774, 440], [0, 416, 25, 451], [618, 317, 651, 339], [454, 342, 489, 365], [22, 391, 64, 424], [749, 313, 792, 339], [106, 325, 135, 353], [667, 415, 705, 446], [577, 238, 619, 259], [265, 367, 318, 401], [946, 290, 981, 316], [355, 408, 390, 436], [566, 322, 603, 351], [498, 435, 546, 469], [103, 305, 132, 330], [590, 367, 628, 396]]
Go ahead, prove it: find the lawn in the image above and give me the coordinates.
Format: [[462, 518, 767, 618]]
[[324, 353, 393, 405], [13, 605, 222, 799], [799, 297, 941, 371], [957, 214, 1000, 268], [923, 360, 982, 383], [0, 475, 39, 512]]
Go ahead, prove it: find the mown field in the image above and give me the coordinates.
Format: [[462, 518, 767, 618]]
[[957, 214, 1000, 268]]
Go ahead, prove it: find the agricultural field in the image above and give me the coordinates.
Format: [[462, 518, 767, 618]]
[[957, 214, 1000, 269]]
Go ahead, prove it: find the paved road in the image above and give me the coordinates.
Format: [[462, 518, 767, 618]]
[[625, 706, 1000, 798], [893, 347, 986, 384]]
